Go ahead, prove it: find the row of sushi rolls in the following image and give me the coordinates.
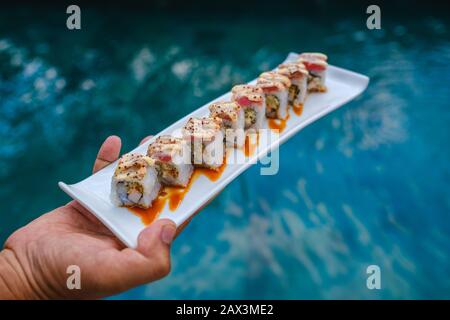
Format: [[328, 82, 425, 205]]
[[111, 52, 328, 209]]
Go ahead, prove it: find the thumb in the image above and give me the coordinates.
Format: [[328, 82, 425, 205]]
[[137, 219, 177, 256], [135, 219, 177, 278], [92, 219, 178, 295]]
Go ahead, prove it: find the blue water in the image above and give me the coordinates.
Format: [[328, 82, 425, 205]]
[[1, 2, 449, 299]]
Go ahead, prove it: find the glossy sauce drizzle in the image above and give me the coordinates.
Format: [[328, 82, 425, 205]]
[[268, 113, 289, 133], [268, 102, 305, 133], [292, 103, 304, 116], [129, 159, 227, 225]]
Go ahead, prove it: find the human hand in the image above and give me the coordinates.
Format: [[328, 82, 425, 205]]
[[0, 136, 178, 299]]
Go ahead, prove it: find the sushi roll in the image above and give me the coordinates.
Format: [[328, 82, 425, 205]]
[[277, 62, 308, 108], [111, 153, 161, 209], [257, 71, 291, 120], [182, 117, 225, 170], [208, 101, 245, 147], [231, 84, 265, 130], [298, 52, 328, 93], [147, 135, 193, 187]]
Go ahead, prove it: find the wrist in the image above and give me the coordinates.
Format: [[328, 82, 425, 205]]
[[0, 249, 41, 299]]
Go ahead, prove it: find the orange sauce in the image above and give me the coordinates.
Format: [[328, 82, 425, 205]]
[[268, 113, 289, 133], [129, 197, 167, 225], [244, 132, 260, 157], [268, 102, 304, 133], [293, 103, 303, 116], [129, 158, 227, 225], [194, 159, 227, 182]]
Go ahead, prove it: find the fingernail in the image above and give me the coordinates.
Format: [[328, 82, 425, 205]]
[[160, 224, 176, 245]]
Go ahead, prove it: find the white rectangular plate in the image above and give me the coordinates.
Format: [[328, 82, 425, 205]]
[[59, 53, 369, 248]]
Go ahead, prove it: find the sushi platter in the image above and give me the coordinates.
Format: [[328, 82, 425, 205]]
[[59, 52, 369, 248]]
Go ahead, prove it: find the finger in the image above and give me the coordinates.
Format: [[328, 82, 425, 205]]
[[137, 219, 176, 257], [93, 135, 122, 173], [139, 135, 153, 146], [134, 219, 176, 279], [124, 220, 177, 284], [94, 219, 176, 294]]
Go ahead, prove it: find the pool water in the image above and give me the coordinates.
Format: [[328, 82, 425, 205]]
[[0, 1, 449, 299]]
